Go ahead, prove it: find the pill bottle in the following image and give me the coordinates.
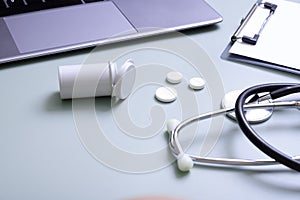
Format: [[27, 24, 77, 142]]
[[58, 59, 135, 100]]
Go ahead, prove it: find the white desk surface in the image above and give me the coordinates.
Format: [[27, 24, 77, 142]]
[[0, 0, 300, 199]]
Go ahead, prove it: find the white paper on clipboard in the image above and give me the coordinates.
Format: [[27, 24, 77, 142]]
[[229, 0, 300, 70]]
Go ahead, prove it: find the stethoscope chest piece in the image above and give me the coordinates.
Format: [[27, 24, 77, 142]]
[[221, 90, 273, 123]]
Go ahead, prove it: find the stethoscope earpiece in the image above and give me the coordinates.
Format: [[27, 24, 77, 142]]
[[177, 154, 194, 172]]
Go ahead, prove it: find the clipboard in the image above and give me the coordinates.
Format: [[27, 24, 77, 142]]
[[221, 0, 300, 75]]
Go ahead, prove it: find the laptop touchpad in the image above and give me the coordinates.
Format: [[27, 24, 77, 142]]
[[112, 0, 221, 30], [4, 2, 136, 54]]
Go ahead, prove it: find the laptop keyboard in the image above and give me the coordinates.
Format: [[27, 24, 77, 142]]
[[0, 0, 104, 17]]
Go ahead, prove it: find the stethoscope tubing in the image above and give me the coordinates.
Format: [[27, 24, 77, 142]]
[[235, 83, 300, 172], [169, 83, 300, 170]]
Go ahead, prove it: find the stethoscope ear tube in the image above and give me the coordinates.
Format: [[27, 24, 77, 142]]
[[235, 83, 300, 172]]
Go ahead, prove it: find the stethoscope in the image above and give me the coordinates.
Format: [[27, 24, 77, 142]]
[[167, 83, 300, 172]]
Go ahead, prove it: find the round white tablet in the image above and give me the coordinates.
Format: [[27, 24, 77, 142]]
[[166, 71, 183, 84], [155, 87, 177, 103], [189, 77, 206, 90]]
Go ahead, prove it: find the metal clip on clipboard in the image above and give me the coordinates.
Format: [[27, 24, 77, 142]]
[[231, 1, 277, 45]]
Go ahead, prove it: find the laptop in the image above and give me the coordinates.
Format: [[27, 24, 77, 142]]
[[0, 0, 222, 64]]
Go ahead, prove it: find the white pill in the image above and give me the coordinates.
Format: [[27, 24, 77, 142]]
[[155, 87, 177, 103], [189, 77, 206, 90], [166, 119, 180, 134], [177, 154, 194, 172], [166, 71, 183, 84]]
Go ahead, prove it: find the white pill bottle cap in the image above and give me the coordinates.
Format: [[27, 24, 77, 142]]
[[58, 59, 136, 100]]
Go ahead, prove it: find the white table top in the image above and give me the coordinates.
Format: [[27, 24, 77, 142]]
[[0, 0, 299, 199]]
